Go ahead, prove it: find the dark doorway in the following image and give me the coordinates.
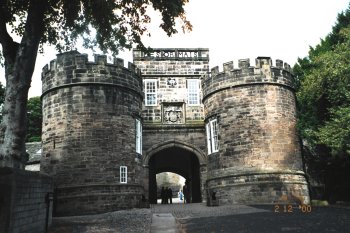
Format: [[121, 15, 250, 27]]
[[148, 146, 201, 204]]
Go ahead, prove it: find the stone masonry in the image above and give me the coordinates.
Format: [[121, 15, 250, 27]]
[[202, 57, 309, 205], [40, 51, 144, 216], [133, 48, 209, 203], [40, 49, 310, 216], [0, 168, 53, 233], [133, 48, 209, 123]]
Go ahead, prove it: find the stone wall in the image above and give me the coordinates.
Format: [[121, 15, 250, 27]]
[[143, 125, 206, 155], [40, 51, 145, 216], [0, 167, 53, 233], [133, 48, 209, 75], [39, 49, 311, 214], [133, 48, 209, 203], [133, 48, 209, 124], [133, 48, 209, 162], [203, 57, 310, 205]]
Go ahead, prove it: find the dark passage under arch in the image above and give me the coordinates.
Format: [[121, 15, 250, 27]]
[[148, 146, 201, 204]]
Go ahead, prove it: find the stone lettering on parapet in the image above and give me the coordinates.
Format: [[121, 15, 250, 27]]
[[134, 48, 209, 61]]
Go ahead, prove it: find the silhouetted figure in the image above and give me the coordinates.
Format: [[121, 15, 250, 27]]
[[165, 187, 169, 204], [161, 187, 166, 204], [183, 180, 192, 203], [188, 181, 192, 203], [183, 183, 189, 203], [211, 191, 216, 200], [168, 187, 173, 204]]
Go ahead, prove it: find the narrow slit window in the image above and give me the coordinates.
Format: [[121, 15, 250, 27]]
[[206, 123, 212, 154], [120, 166, 127, 183], [136, 119, 142, 154], [210, 119, 219, 153], [206, 119, 219, 154]]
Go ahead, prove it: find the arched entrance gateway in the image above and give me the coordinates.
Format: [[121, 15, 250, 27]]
[[134, 48, 211, 205], [39, 48, 310, 217], [143, 141, 207, 204]]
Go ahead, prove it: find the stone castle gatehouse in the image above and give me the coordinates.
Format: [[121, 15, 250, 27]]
[[40, 48, 310, 216]]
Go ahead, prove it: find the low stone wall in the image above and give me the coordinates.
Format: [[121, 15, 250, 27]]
[[0, 167, 53, 233], [54, 184, 145, 216]]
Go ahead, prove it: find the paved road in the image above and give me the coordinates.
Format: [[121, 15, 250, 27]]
[[151, 203, 267, 219], [169, 205, 350, 233], [49, 208, 151, 233], [49, 203, 350, 233], [151, 203, 267, 233]]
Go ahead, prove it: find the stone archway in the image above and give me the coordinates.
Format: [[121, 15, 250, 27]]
[[143, 140, 207, 204]]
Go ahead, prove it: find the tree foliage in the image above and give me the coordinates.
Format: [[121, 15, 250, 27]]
[[294, 7, 350, 158], [0, 0, 192, 168], [1, 0, 192, 55], [26, 96, 42, 142]]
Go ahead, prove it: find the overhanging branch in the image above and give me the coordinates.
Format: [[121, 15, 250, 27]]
[[0, 16, 18, 64]]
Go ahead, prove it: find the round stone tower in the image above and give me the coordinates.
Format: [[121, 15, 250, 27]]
[[41, 51, 144, 216], [202, 57, 310, 205]]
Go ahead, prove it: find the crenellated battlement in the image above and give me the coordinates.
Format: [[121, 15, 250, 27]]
[[41, 51, 142, 97], [206, 57, 292, 79], [42, 50, 141, 75], [202, 57, 294, 100]]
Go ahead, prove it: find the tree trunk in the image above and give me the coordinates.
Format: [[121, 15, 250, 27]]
[[0, 73, 31, 168], [0, 1, 47, 169]]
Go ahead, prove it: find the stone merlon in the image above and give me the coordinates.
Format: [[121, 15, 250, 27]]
[[202, 57, 294, 100]]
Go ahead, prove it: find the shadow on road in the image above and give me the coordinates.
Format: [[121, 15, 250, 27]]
[[178, 205, 350, 233]]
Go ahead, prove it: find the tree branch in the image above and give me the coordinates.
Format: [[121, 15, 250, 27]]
[[0, 15, 19, 65], [13, 0, 48, 81], [22, 0, 47, 46]]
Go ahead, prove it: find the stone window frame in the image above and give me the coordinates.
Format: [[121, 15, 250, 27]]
[[144, 79, 157, 106], [120, 166, 127, 184], [135, 118, 142, 155], [206, 118, 219, 154], [187, 79, 200, 106]]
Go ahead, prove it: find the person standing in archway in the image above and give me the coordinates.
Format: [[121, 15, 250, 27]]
[[165, 187, 169, 204], [183, 182, 189, 203], [178, 189, 183, 202], [187, 181, 192, 203], [168, 187, 173, 204], [161, 187, 166, 204]]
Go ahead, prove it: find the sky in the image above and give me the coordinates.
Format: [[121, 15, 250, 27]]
[[0, 0, 349, 98]]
